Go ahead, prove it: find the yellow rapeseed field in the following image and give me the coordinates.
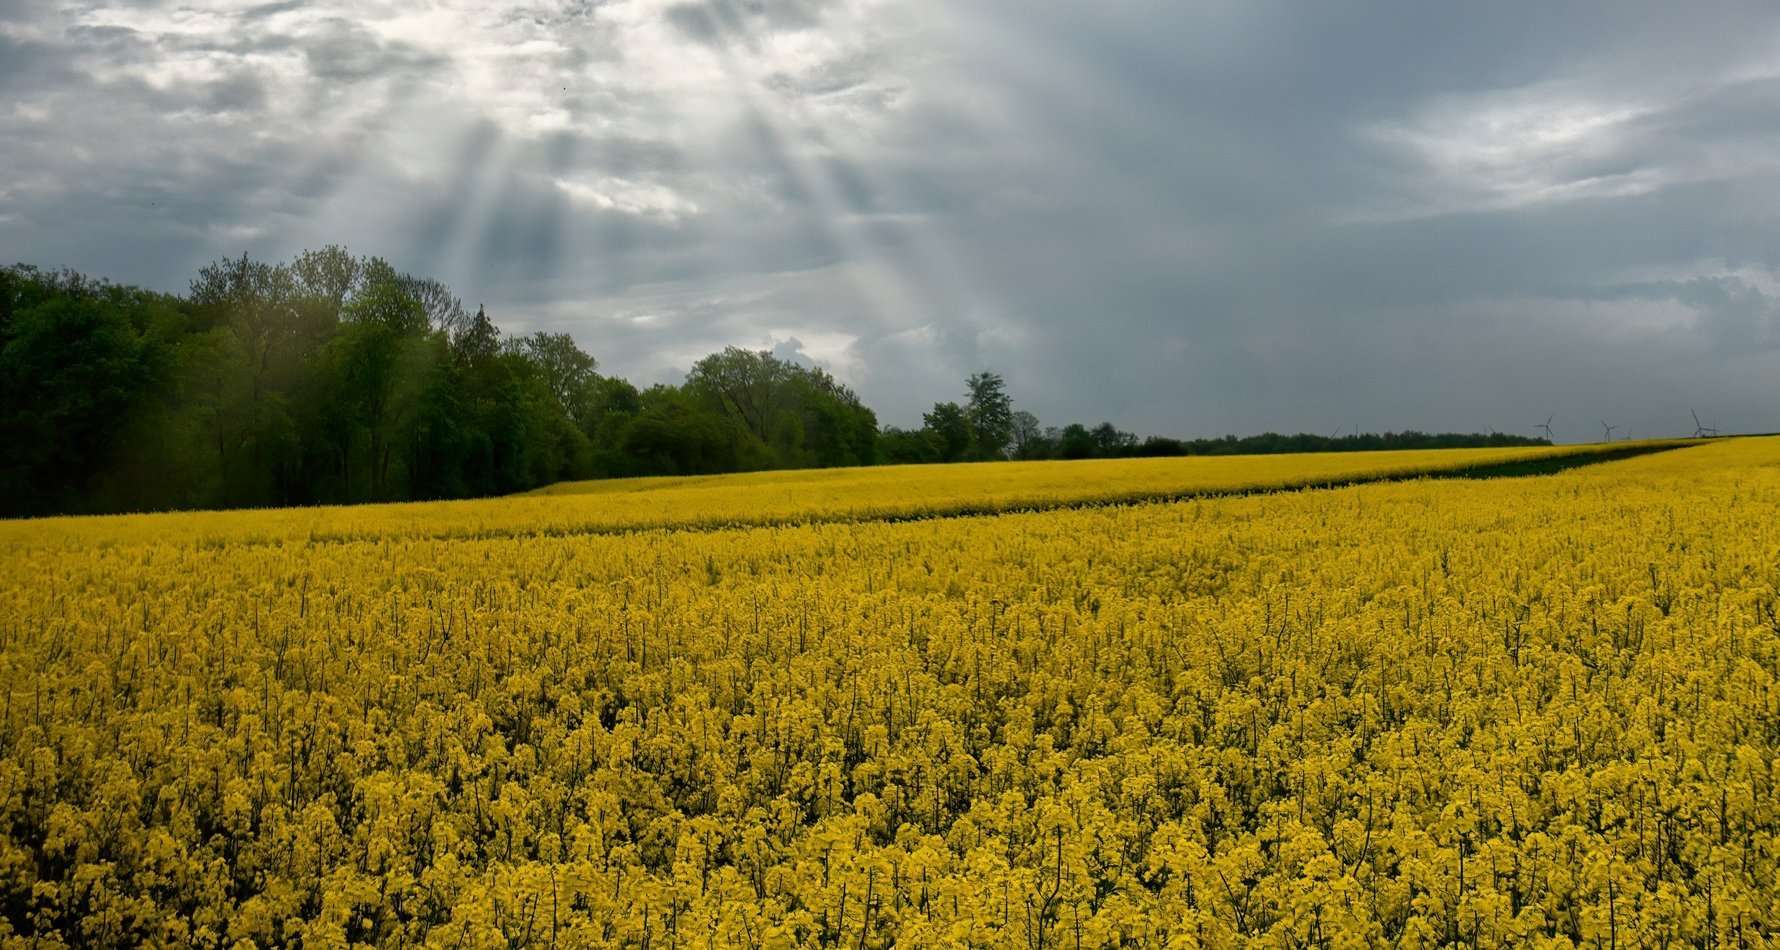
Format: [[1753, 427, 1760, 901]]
[[2, 441, 1645, 554], [1, 440, 1775, 947]]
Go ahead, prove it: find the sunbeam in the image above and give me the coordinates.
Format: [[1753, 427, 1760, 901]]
[[659, 0, 974, 367]]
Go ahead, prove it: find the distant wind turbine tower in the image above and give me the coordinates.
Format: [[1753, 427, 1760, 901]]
[[1692, 410, 1720, 438], [1601, 420, 1617, 442], [1535, 415, 1554, 441]]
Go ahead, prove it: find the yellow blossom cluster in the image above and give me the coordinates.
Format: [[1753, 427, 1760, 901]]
[[0, 439, 1773, 947]]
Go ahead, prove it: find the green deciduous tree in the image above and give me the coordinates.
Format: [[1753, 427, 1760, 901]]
[[624, 386, 744, 475], [923, 401, 973, 463], [0, 266, 179, 514], [685, 346, 798, 447], [290, 245, 361, 318], [511, 331, 599, 429], [790, 367, 878, 467], [1010, 410, 1046, 460], [1057, 423, 1095, 460], [965, 370, 1014, 460], [331, 279, 433, 500]]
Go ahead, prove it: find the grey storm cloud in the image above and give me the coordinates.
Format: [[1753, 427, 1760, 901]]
[[3, 0, 1778, 439]]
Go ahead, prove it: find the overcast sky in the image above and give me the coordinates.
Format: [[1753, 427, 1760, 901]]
[[4, 1, 1778, 438]]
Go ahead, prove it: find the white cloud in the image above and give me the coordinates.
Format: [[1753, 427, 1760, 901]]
[[1362, 84, 1665, 217], [1362, 45, 1780, 223], [557, 176, 700, 222]]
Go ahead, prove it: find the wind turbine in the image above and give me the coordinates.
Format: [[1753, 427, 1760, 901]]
[[1692, 410, 1719, 438], [1601, 420, 1617, 442], [1535, 415, 1554, 441]]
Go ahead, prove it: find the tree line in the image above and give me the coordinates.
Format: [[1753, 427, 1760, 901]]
[[0, 251, 879, 516], [0, 251, 1545, 517]]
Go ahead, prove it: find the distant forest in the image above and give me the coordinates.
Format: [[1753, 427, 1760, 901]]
[[0, 251, 1547, 517]]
